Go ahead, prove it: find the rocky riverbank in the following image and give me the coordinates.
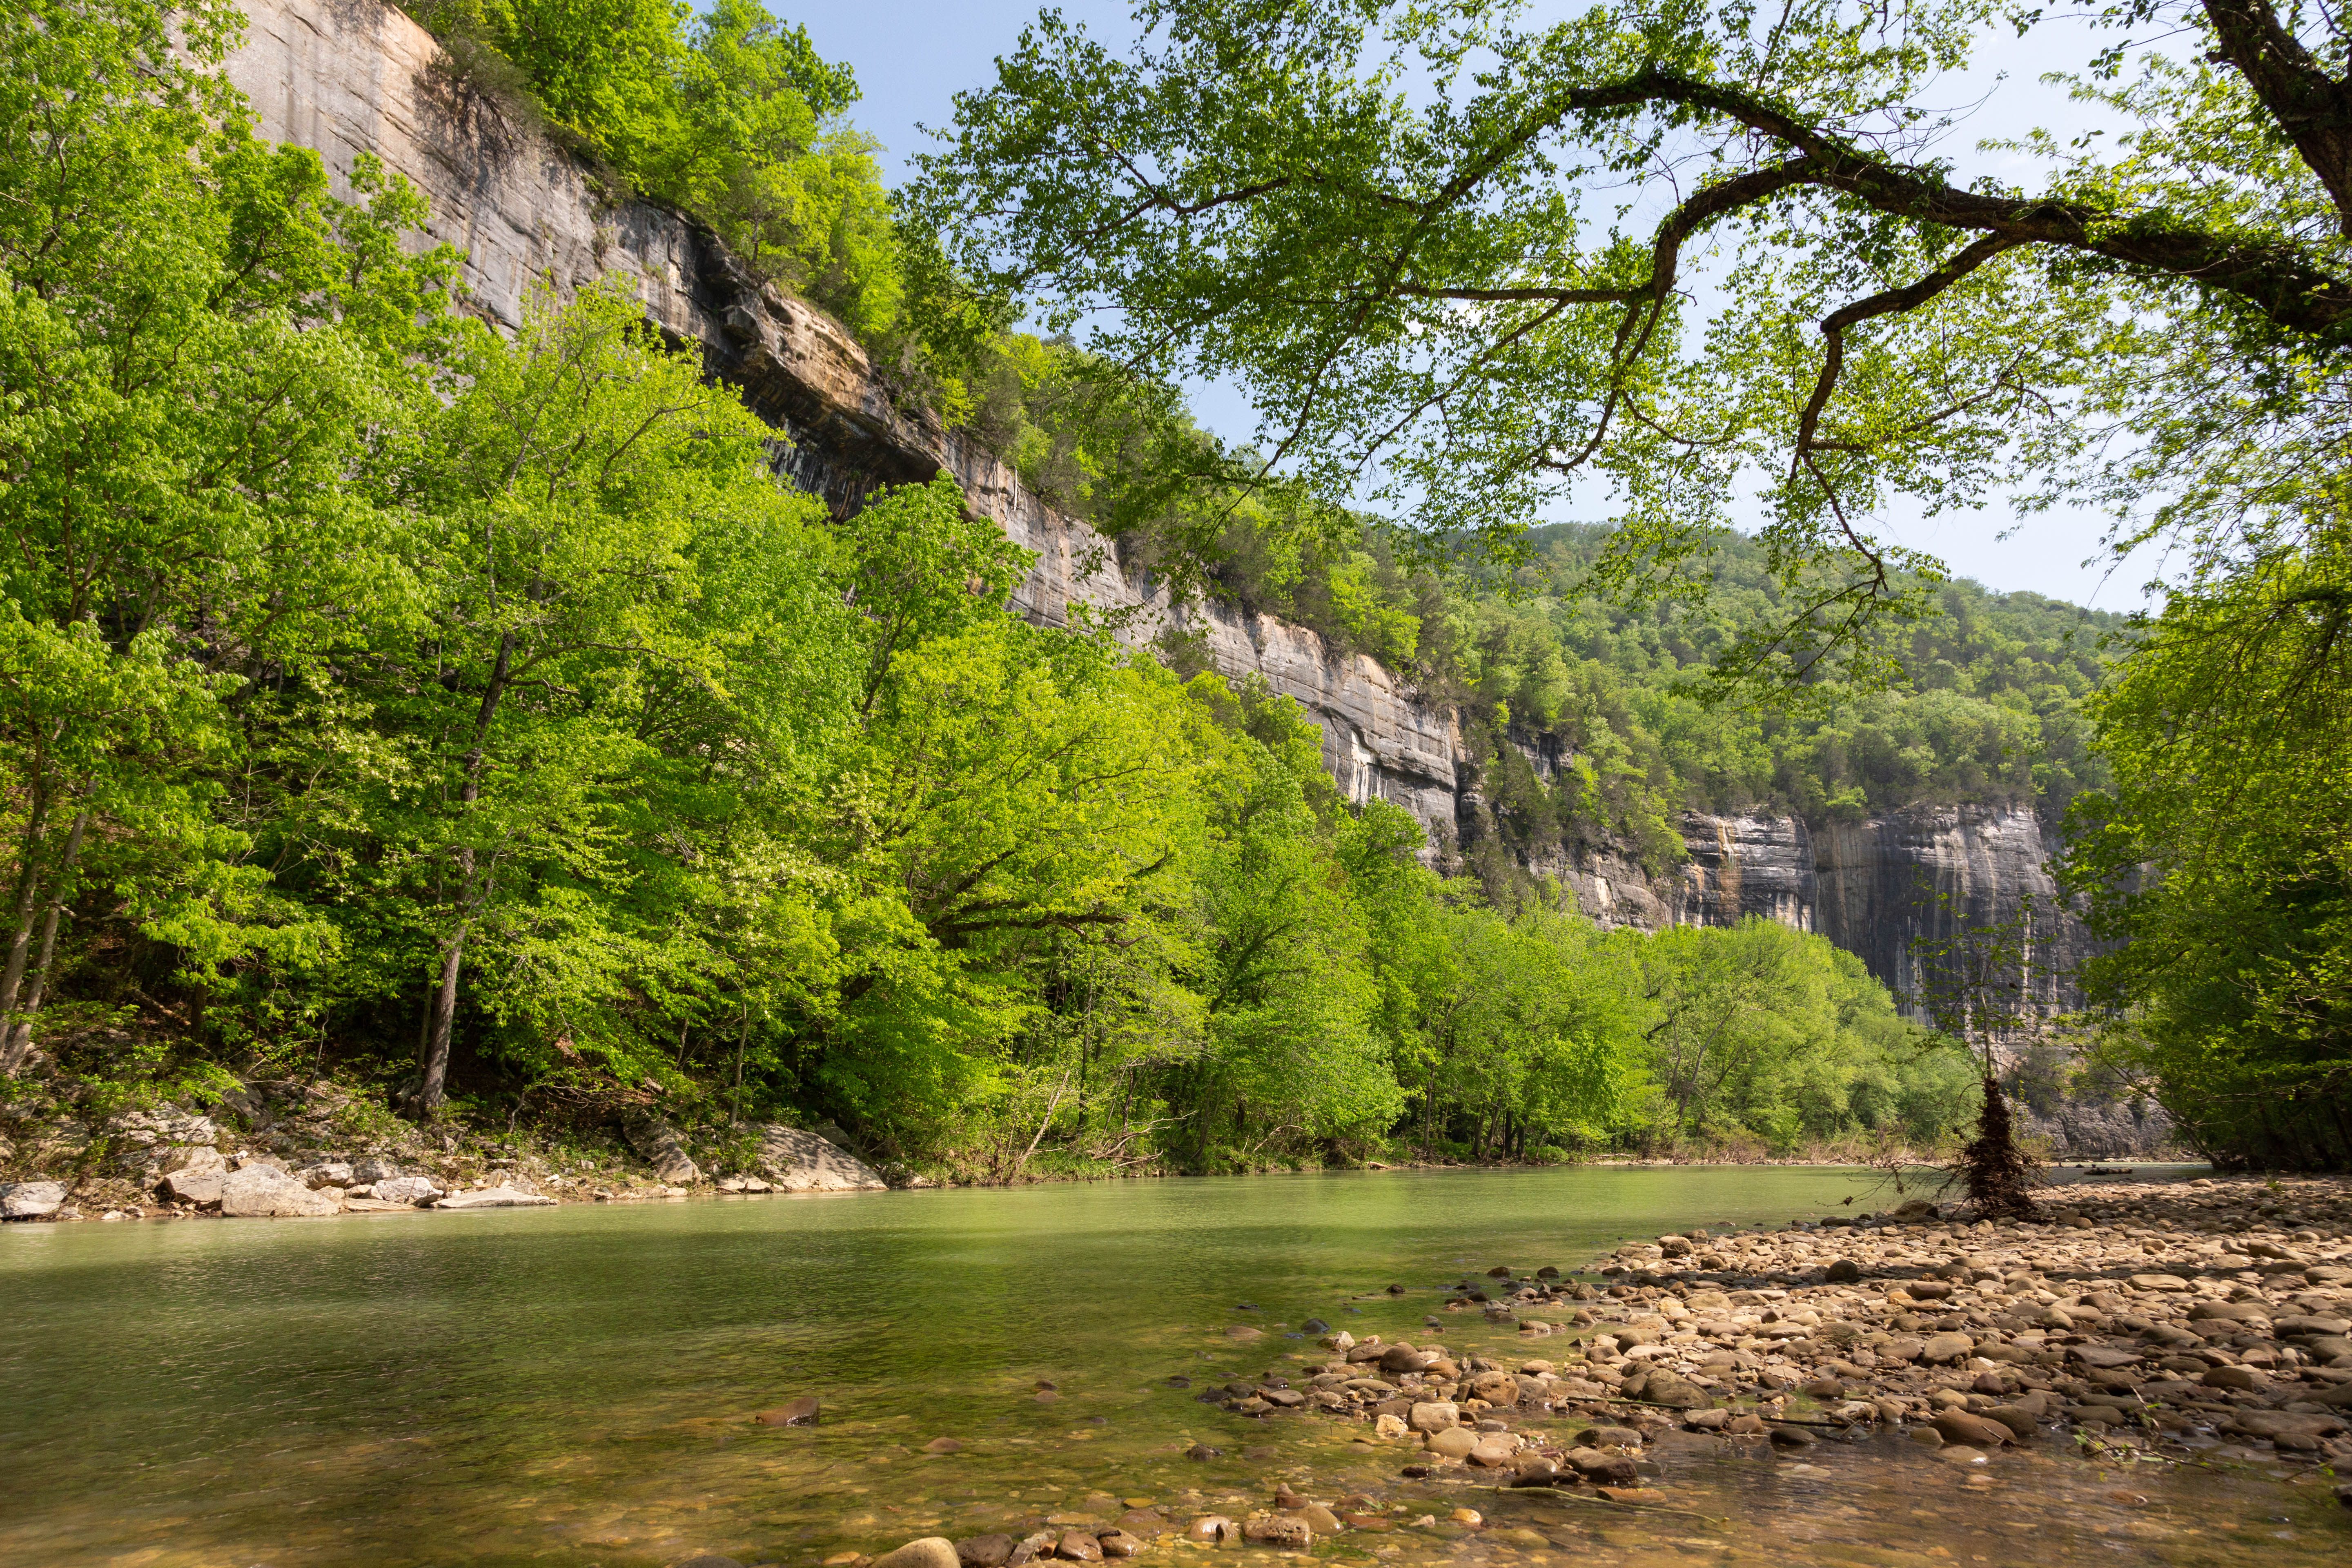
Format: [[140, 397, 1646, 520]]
[[0, 1077, 886, 1223], [784, 1174, 2352, 1568]]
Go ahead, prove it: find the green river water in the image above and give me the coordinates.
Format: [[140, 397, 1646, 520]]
[[1, 1166, 2343, 1568]]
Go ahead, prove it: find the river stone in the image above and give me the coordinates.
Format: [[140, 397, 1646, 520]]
[[1408, 1401, 1459, 1434], [2129, 1273, 2192, 1293], [351, 1157, 405, 1184], [755, 1397, 819, 1427], [1825, 1259, 1862, 1283], [1113, 1512, 1165, 1538], [158, 1167, 227, 1205], [1097, 1531, 1144, 1559], [0, 1180, 66, 1219], [1380, 1345, 1434, 1374], [1425, 1427, 1479, 1459], [1241, 1516, 1309, 1549], [433, 1186, 555, 1209], [1566, 1449, 1638, 1483], [1183, 1517, 1236, 1544], [1053, 1530, 1102, 1562], [1642, 1372, 1708, 1409], [1933, 1411, 2013, 1448], [2201, 1365, 2268, 1391], [670, 1556, 742, 1568], [220, 1165, 339, 1217], [873, 1539, 960, 1568], [1920, 1332, 1975, 1363], [1467, 1437, 1519, 1467], [956, 1536, 1014, 1567]]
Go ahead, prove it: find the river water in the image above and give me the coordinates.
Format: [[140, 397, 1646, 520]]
[[2, 1167, 2343, 1568]]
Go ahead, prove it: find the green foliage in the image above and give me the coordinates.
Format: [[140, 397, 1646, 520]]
[[1623, 918, 1972, 1155], [403, 0, 902, 341], [2062, 522, 2352, 1169], [911, 0, 2350, 697], [0, 1, 2016, 1179]]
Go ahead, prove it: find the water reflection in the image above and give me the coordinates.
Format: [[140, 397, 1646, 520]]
[[0, 1167, 2338, 1566]]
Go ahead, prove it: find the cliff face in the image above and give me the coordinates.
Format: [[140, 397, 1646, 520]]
[[221, 0, 1463, 843], [221, 0, 2087, 1018]]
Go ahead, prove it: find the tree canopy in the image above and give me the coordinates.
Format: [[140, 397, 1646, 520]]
[[912, 0, 2349, 687]]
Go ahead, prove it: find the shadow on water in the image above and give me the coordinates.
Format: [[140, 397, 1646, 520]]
[[0, 1167, 2340, 1566]]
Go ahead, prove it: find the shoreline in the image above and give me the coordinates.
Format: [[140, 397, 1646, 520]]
[[1185, 1172, 2352, 1503], [1, 1146, 2207, 1226]]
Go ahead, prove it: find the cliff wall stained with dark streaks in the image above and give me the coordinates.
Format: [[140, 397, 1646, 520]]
[[223, 0, 2109, 1051]]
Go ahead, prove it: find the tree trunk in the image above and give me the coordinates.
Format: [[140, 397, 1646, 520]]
[[1960, 1071, 2038, 1218], [0, 777, 58, 1036], [0, 809, 87, 1074], [417, 631, 515, 1117], [418, 920, 470, 1115]]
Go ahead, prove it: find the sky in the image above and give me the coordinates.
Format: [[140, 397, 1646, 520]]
[[785, 0, 2169, 613]]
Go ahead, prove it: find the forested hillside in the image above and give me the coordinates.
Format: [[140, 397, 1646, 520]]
[[0, 0, 2015, 1194]]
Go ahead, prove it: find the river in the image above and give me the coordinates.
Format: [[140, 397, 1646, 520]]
[[1, 1166, 2341, 1567]]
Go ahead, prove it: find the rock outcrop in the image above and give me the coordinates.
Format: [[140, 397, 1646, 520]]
[[220, 0, 2085, 1013], [220, 0, 1462, 845], [754, 1125, 888, 1193]]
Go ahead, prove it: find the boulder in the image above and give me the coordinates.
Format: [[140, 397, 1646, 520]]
[[873, 1540, 960, 1568], [630, 1121, 702, 1186], [294, 1161, 355, 1189], [0, 1180, 67, 1220], [220, 1165, 340, 1217], [158, 1167, 227, 1206], [749, 1123, 884, 1192], [351, 1157, 407, 1184], [158, 1143, 226, 1177], [432, 1186, 556, 1210], [374, 1176, 443, 1205]]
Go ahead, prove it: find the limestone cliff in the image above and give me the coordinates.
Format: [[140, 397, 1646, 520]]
[[220, 0, 1462, 842], [222, 0, 2093, 1026]]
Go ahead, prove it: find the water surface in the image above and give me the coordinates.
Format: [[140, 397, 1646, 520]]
[[2, 1166, 2341, 1568]]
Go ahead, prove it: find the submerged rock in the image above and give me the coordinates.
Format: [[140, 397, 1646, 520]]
[[872, 1539, 959, 1568]]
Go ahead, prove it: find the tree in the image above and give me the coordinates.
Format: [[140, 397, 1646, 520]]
[[912, 0, 2351, 686], [0, 0, 454, 1074], [1910, 891, 2068, 1214], [2059, 523, 2352, 1166]]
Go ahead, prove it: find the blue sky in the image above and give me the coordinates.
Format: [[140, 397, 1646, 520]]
[[787, 1, 2166, 612]]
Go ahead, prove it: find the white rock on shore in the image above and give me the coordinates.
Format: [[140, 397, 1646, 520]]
[[755, 1124, 886, 1192], [219, 1164, 341, 1217], [433, 1186, 557, 1210], [0, 1180, 67, 1219]]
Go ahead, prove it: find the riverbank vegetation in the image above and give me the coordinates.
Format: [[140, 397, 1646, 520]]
[[2, 0, 2335, 1181], [915, 0, 2352, 1170], [0, 1, 1993, 1184]]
